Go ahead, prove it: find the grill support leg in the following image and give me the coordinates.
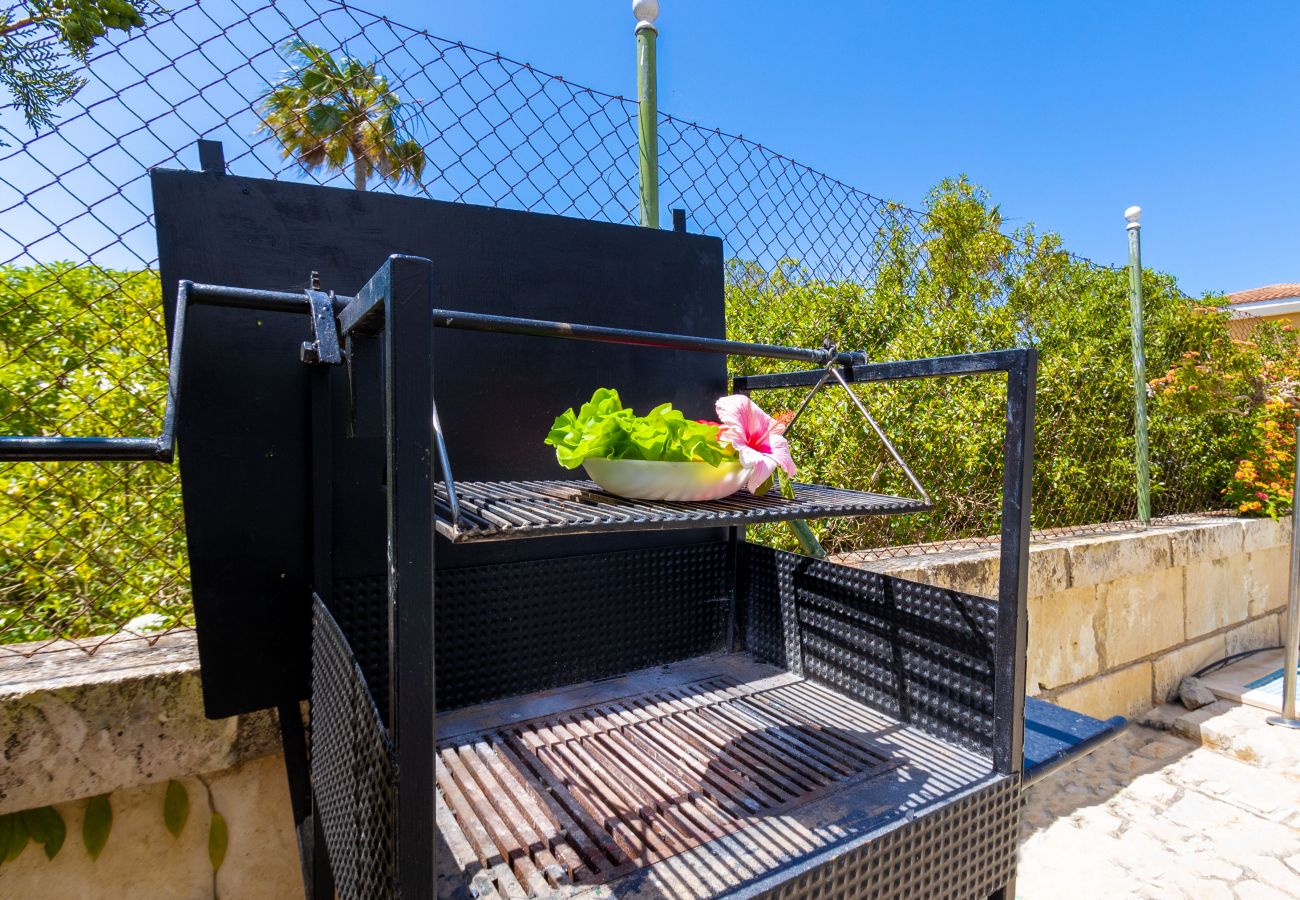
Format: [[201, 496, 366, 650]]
[[993, 351, 1036, 777], [279, 700, 334, 899], [381, 256, 439, 897]]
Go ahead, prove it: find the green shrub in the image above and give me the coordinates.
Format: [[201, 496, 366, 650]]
[[726, 177, 1255, 553], [0, 265, 189, 644]]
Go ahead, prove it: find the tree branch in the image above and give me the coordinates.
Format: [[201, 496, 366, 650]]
[[0, 14, 49, 38]]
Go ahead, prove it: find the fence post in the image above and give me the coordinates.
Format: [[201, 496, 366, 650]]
[[633, 0, 660, 228], [1267, 420, 1300, 729], [1125, 205, 1152, 525]]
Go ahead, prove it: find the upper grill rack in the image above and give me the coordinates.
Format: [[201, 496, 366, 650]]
[[434, 479, 930, 543]]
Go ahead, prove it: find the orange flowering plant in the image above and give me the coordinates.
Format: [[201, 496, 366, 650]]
[[1225, 347, 1299, 517], [1150, 317, 1298, 519]]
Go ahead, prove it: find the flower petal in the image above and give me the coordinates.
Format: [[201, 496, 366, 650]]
[[715, 394, 776, 444], [766, 433, 798, 478], [744, 456, 776, 492]]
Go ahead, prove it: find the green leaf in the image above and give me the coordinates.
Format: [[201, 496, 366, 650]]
[[0, 813, 12, 864], [163, 780, 189, 838], [22, 806, 65, 860], [43, 810, 65, 860], [21, 808, 49, 845], [544, 387, 737, 468], [208, 811, 228, 872], [82, 795, 112, 861], [4, 814, 28, 862]]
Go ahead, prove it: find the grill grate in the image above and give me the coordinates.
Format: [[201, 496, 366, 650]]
[[435, 479, 929, 543], [436, 675, 899, 897]]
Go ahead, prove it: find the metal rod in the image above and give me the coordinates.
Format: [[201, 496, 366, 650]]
[[634, 1, 660, 228], [0, 278, 193, 463], [828, 364, 931, 506], [1268, 420, 1300, 729], [1125, 206, 1152, 525], [780, 368, 835, 438], [188, 282, 342, 314], [430, 397, 462, 528], [0, 436, 168, 461], [734, 349, 1024, 391], [430, 307, 855, 366], [190, 279, 864, 368]]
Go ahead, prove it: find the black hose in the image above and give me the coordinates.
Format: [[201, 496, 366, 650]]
[[1191, 645, 1283, 680]]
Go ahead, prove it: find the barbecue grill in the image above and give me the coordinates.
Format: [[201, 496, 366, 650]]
[[0, 150, 1126, 899]]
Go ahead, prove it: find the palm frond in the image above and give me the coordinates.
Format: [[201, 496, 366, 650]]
[[257, 40, 426, 190]]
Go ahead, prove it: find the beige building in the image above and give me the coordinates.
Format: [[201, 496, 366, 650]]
[[1227, 283, 1300, 337]]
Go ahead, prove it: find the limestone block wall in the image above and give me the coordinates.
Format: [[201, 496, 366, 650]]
[[853, 516, 1292, 720], [0, 635, 300, 899]]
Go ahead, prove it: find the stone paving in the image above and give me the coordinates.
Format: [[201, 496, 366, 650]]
[[1017, 704, 1300, 899]]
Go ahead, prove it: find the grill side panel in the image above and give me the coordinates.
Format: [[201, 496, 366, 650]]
[[311, 598, 395, 900], [739, 544, 998, 753], [755, 774, 1021, 900]]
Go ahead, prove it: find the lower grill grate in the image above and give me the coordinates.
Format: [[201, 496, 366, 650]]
[[436, 675, 899, 897]]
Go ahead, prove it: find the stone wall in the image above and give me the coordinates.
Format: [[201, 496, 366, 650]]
[[852, 516, 1291, 720], [0, 515, 1285, 896], [0, 634, 301, 899]]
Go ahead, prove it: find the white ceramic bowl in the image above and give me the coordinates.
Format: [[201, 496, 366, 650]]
[[582, 458, 750, 502]]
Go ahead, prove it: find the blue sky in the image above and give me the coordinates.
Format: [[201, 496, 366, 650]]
[[370, 0, 1298, 297]]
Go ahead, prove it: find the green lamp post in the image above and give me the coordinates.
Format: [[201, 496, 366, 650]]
[[1125, 205, 1152, 525], [633, 0, 659, 228]]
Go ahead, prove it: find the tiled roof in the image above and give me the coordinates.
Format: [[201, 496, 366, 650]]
[[1227, 283, 1300, 305]]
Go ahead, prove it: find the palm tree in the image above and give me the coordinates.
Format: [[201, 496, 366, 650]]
[[259, 40, 425, 191]]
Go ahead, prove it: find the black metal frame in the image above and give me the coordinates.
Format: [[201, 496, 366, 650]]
[[0, 247, 1036, 899], [347, 255, 1036, 898], [733, 349, 1036, 777]]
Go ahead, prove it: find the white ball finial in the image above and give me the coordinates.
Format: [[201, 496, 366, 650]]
[[1124, 205, 1142, 228], [633, 0, 659, 33]]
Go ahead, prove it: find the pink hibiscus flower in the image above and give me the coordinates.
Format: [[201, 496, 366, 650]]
[[715, 395, 797, 493]]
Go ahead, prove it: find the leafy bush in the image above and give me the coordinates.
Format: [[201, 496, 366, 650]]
[[726, 177, 1275, 553], [0, 264, 189, 644], [1150, 317, 1298, 518]]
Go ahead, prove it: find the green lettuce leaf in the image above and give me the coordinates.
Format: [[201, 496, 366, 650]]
[[544, 388, 736, 468]]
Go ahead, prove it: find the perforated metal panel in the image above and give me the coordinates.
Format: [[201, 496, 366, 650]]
[[435, 542, 730, 710], [739, 544, 998, 753], [757, 775, 1021, 900], [330, 576, 390, 722], [311, 599, 395, 900]]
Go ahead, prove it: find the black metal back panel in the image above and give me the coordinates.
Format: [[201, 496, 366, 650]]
[[328, 541, 731, 718], [436, 542, 729, 710], [152, 169, 725, 718], [739, 544, 999, 754]]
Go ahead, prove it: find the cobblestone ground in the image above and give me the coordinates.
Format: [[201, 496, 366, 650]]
[[1018, 716, 1300, 899]]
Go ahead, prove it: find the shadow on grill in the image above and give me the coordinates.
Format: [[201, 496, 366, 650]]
[[434, 676, 904, 897]]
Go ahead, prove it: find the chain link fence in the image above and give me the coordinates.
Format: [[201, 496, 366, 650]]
[[0, 0, 1243, 653]]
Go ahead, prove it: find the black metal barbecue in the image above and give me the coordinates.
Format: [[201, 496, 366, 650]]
[[1, 152, 1125, 899]]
